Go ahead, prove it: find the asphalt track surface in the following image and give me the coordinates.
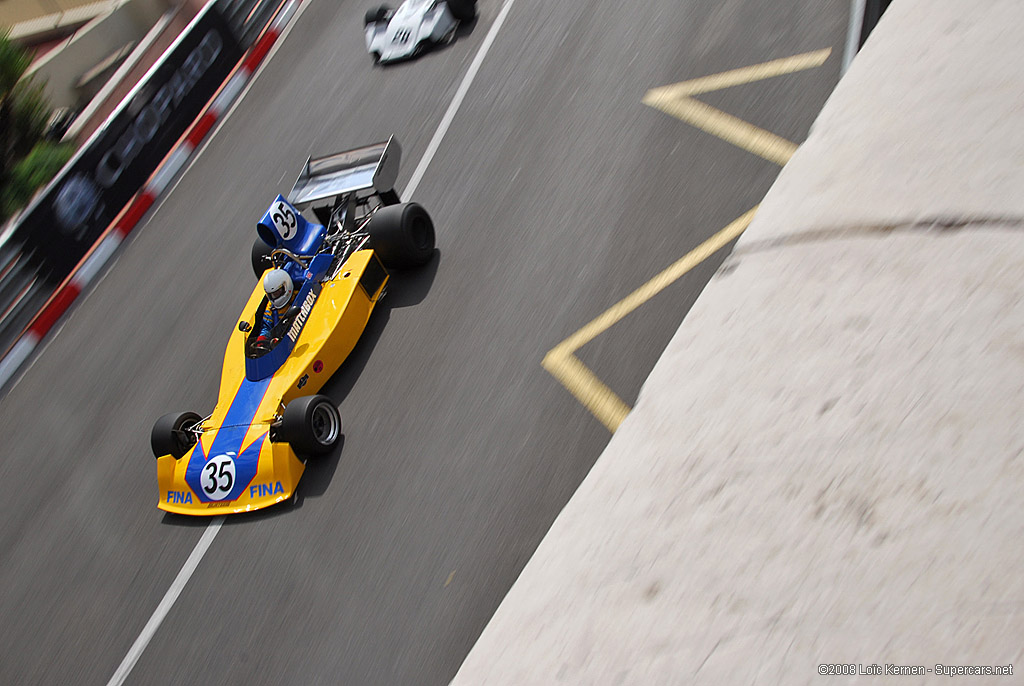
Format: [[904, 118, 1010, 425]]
[[0, 1, 847, 683]]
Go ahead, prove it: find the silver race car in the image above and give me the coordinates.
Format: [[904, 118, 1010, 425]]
[[364, 0, 477, 64]]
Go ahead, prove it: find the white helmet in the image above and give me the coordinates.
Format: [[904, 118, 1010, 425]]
[[263, 268, 293, 309]]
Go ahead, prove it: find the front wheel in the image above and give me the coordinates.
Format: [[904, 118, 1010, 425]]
[[252, 237, 273, 278], [446, 0, 476, 22], [365, 5, 391, 25], [276, 395, 342, 456], [366, 202, 435, 269], [151, 412, 202, 459]]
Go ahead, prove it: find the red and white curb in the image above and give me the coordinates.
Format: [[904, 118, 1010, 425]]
[[0, 0, 302, 391]]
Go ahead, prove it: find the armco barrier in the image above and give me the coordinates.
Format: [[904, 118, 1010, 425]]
[[0, 0, 303, 392]]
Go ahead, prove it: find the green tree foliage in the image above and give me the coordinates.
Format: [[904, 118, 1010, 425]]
[[0, 30, 74, 224], [0, 29, 32, 93], [2, 140, 75, 220]]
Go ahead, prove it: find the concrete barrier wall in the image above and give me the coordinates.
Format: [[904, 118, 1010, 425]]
[[450, 0, 1024, 683]]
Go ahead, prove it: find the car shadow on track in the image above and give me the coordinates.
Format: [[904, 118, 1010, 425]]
[[452, 14, 479, 41], [299, 251, 440, 495], [160, 512, 215, 527], [291, 438, 343, 501], [321, 248, 440, 403]]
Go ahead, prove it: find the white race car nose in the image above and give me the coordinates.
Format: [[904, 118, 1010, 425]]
[[365, 0, 460, 63]]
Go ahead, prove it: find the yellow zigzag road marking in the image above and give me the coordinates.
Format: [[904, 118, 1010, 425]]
[[645, 49, 833, 99], [643, 48, 831, 165], [544, 49, 832, 432], [541, 351, 629, 436], [643, 98, 798, 166], [543, 208, 758, 433]]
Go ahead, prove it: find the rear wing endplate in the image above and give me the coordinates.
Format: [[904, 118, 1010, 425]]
[[288, 136, 401, 208]]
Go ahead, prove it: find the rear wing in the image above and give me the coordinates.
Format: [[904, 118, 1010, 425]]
[[287, 136, 401, 209]]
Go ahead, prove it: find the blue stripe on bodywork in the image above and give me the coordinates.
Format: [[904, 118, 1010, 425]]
[[185, 375, 273, 503]]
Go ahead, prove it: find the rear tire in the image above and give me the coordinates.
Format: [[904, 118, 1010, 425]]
[[252, 237, 273, 278], [365, 5, 391, 25], [151, 412, 202, 459], [367, 202, 435, 269], [446, 0, 476, 21], [277, 395, 342, 456]]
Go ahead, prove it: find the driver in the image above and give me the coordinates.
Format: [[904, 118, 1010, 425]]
[[255, 268, 297, 350]]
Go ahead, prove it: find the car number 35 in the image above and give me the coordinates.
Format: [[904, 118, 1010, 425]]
[[201, 455, 236, 500], [272, 201, 297, 240]]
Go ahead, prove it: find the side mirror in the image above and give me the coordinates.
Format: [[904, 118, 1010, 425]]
[[238, 321, 252, 332], [285, 305, 302, 319]]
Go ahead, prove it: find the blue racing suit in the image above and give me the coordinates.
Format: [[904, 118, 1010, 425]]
[[258, 297, 295, 340]]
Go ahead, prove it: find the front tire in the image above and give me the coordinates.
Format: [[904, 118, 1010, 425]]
[[446, 0, 476, 21], [367, 202, 435, 269], [277, 395, 342, 456], [151, 412, 202, 459], [365, 5, 391, 25], [252, 237, 273, 278]]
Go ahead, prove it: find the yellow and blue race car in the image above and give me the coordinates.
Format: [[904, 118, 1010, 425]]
[[151, 137, 434, 515]]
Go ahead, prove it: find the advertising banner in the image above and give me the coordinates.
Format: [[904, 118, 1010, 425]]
[[13, 6, 242, 279]]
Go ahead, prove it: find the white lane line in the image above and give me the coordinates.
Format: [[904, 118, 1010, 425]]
[[404, 0, 520, 198], [106, 517, 225, 686], [842, 0, 867, 74]]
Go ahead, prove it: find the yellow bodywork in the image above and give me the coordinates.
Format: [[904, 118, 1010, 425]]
[[157, 250, 387, 515]]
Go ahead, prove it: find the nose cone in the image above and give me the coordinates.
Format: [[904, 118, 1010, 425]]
[[377, 5, 427, 61]]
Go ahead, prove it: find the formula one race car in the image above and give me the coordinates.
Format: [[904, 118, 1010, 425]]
[[364, 0, 476, 64], [151, 137, 435, 515]]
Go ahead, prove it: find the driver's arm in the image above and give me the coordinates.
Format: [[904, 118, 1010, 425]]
[[258, 308, 278, 340]]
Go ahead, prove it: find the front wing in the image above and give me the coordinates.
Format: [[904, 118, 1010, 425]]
[[158, 436, 304, 515]]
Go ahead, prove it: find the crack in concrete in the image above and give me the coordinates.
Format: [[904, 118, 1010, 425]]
[[726, 215, 1024, 262]]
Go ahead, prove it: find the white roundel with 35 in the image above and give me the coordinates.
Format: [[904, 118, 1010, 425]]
[[271, 201, 298, 240], [201, 454, 236, 501]]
